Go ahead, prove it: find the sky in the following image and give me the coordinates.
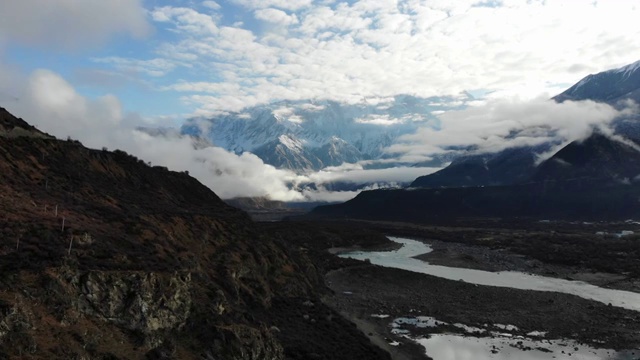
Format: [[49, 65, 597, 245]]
[[0, 0, 639, 201]]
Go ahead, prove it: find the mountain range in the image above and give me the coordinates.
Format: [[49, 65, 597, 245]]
[[181, 94, 473, 172], [312, 131, 640, 221], [180, 60, 640, 198], [409, 60, 640, 190], [311, 60, 640, 221]]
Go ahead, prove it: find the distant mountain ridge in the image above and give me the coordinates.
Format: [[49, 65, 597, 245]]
[[410, 144, 549, 189], [312, 59, 640, 220], [182, 94, 473, 171], [532, 132, 640, 184], [410, 59, 640, 190], [312, 131, 640, 221], [554, 60, 640, 104]]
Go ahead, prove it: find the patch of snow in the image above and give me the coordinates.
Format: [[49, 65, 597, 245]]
[[527, 331, 548, 337], [453, 323, 486, 334], [572, 75, 592, 91], [393, 317, 448, 328], [278, 134, 304, 152], [495, 324, 519, 331], [611, 59, 640, 79], [616, 230, 634, 238], [490, 332, 514, 337]]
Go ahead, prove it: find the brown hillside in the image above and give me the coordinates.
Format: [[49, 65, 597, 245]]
[[0, 107, 389, 360]]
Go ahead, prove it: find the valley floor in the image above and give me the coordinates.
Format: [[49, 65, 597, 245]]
[[281, 219, 640, 359]]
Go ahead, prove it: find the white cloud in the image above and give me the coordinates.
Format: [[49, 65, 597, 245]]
[[151, 6, 219, 35], [389, 97, 624, 158], [202, 1, 221, 11], [230, 0, 313, 11], [254, 8, 300, 26], [92, 57, 177, 77], [129, 0, 640, 114], [355, 114, 403, 126], [0, 0, 151, 49], [306, 165, 440, 185]]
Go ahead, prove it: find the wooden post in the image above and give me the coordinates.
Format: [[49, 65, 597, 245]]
[[61, 217, 65, 232], [68, 236, 73, 255]]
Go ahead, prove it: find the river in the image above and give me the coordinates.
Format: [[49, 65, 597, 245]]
[[339, 237, 640, 312], [339, 237, 640, 359]]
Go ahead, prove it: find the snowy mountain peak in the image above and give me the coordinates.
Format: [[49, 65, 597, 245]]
[[182, 94, 474, 171], [278, 134, 304, 152], [554, 59, 640, 104], [610, 59, 640, 79]]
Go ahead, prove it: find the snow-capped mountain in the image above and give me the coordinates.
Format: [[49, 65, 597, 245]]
[[554, 60, 640, 104], [409, 60, 640, 190], [182, 94, 472, 171]]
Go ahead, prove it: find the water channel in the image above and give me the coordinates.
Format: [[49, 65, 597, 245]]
[[339, 237, 640, 359], [340, 237, 640, 311]]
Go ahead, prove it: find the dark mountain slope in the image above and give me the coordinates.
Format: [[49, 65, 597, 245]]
[[532, 133, 640, 184], [0, 107, 389, 360], [312, 181, 640, 222], [0, 107, 51, 138], [409, 60, 640, 191], [312, 133, 640, 222], [410, 145, 544, 188]]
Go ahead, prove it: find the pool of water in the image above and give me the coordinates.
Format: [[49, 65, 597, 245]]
[[418, 334, 637, 360]]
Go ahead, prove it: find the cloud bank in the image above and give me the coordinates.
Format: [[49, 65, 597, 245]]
[[92, 0, 640, 115], [389, 97, 625, 160]]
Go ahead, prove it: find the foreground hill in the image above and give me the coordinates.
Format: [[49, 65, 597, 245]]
[[312, 132, 640, 222], [0, 107, 389, 360]]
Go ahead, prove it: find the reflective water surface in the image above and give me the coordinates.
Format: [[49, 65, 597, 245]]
[[340, 237, 640, 359], [340, 237, 640, 311], [418, 334, 637, 360]]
